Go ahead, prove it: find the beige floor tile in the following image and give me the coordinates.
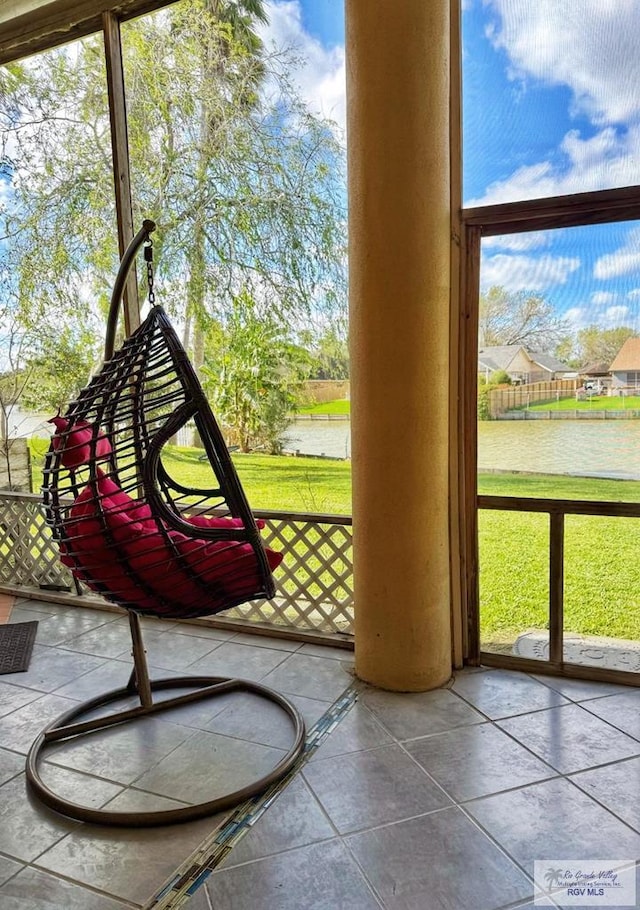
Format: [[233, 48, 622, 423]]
[[206, 839, 381, 910], [0, 866, 131, 909], [303, 743, 452, 834], [347, 806, 532, 910], [37, 811, 224, 905]]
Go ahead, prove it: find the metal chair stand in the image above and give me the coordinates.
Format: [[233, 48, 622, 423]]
[[26, 612, 306, 827]]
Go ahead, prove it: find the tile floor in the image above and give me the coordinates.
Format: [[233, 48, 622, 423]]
[[0, 597, 639, 909]]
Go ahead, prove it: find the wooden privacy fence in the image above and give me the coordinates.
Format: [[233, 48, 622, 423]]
[[0, 492, 354, 638], [489, 379, 578, 418]]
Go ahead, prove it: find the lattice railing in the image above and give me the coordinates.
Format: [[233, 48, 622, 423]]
[[0, 492, 354, 636]]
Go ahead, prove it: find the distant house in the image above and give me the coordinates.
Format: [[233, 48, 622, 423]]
[[608, 337, 640, 392], [578, 361, 611, 394], [478, 345, 573, 385]]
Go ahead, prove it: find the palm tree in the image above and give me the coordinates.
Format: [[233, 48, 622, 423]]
[[210, 0, 268, 55]]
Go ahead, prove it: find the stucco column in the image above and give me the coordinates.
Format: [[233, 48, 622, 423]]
[[346, 0, 452, 690]]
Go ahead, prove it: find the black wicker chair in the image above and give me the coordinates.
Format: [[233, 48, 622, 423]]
[[27, 221, 305, 826]]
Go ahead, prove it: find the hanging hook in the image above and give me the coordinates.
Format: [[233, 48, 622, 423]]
[[105, 221, 157, 361], [143, 233, 155, 307]]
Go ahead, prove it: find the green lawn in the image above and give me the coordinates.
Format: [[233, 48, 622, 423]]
[[217, 451, 351, 514], [478, 472, 640, 646], [31, 442, 353, 516], [525, 395, 640, 411], [296, 399, 351, 416], [30, 439, 640, 644]]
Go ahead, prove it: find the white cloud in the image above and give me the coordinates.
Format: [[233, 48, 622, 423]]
[[627, 289, 640, 299], [590, 291, 614, 305], [486, 0, 640, 125], [564, 307, 589, 329], [481, 253, 580, 292], [594, 228, 640, 280], [604, 305, 631, 324], [595, 252, 640, 280], [482, 231, 550, 251], [564, 304, 637, 331], [468, 125, 640, 206], [259, 2, 346, 134]]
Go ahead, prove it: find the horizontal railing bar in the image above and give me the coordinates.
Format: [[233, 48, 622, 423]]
[[2, 490, 353, 526], [480, 651, 640, 687], [462, 184, 640, 235], [256, 509, 351, 525], [479, 494, 640, 518]]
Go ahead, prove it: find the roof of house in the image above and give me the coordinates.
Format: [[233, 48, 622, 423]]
[[579, 361, 610, 375], [478, 353, 502, 372], [478, 345, 523, 371], [478, 345, 571, 374], [609, 337, 640, 372], [528, 351, 572, 373]]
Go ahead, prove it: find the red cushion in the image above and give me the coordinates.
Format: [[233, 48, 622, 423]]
[[50, 417, 112, 469], [60, 472, 282, 617]]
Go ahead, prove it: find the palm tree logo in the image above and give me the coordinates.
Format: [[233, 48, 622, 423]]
[[544, 868, 565, 889]]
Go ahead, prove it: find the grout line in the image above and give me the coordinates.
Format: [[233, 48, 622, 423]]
[[566, 767, 640, 836], [25, 862, 142, 908], [143, 683, 360, 910]]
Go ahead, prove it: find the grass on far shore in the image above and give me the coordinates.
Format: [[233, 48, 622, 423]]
[[296, 399, 350, 416], [525, 395, 640, 411], [30, 438, 640, 644]]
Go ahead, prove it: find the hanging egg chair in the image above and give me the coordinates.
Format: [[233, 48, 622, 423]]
[[27, 220, 305, 827]]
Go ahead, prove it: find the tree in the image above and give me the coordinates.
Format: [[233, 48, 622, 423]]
[[20, 325, 100, 413], [479, 286, 568, 351], [573, 325, 637, 367], [0, 281, 42, 487], [202, 290, 312, 453], [0, 0, 347, 436], [301, 323, 349, 379], [553, 334, 579, 368], [489, 369, 511, 385]]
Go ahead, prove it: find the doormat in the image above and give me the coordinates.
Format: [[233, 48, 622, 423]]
[[0, 621, 38, 674], [514, 630, 640, 673]]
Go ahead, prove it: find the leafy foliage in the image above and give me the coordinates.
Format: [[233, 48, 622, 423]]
[[574, 325, 638, 367], [301, 324, 349, 379], [202, 290, 312, 452], [489, 369, 511, 385], [20, 325, 100, 413], [0, 0, 347, 447]]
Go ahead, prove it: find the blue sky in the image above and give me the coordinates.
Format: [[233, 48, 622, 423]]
[[461, 0, 640, 336], [268, 0, 640, 341], [296, 0, 344, 49]]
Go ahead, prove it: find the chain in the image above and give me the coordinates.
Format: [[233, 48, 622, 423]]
[[143, 237, 156, 306]]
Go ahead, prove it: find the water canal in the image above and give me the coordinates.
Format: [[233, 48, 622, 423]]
[[286, 417, 640, 480]]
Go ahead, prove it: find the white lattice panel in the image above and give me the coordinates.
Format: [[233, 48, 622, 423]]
[[0, 493, 355, 636]]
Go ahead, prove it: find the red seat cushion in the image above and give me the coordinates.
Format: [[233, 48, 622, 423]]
[[60, 471, 282, 618], [49, 417, 112, 469]]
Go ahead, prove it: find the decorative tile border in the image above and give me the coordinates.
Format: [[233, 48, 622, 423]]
[[144, 684, 360, 910]]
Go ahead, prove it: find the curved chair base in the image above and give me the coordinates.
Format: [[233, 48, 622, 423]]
[[26, 675, 306, 827]]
